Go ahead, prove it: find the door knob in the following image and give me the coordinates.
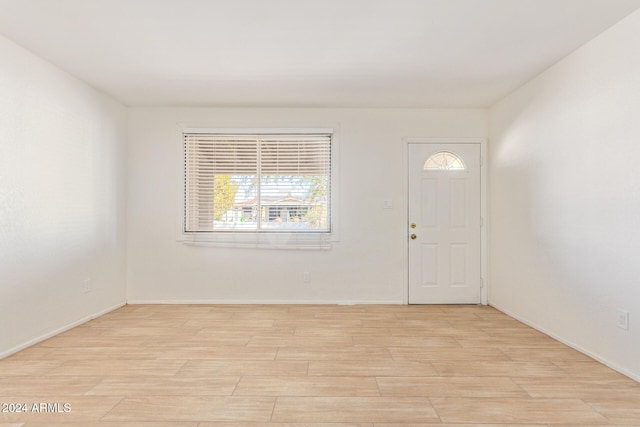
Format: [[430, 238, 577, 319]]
[[410, 223, 416, 229], [410, 234, 417, 240]]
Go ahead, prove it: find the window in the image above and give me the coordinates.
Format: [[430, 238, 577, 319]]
[[184, 132, 331, 235], [424, 151, 466, 171]]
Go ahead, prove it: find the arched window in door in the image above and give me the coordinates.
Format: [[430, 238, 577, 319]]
[[424, 151, 466, 171]]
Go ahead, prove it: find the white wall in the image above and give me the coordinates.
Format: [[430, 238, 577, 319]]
[[489, 9, 640, 380], [0, 35, 128, 357], [127, 108, 487, 303]]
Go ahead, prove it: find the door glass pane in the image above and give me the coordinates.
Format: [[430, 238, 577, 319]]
[[424, 151, 466, 171]]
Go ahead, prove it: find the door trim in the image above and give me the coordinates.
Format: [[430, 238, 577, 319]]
[[403, 137, 488, 305]]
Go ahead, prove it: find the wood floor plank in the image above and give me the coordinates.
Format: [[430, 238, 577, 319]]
[[43, 347, 176, 360], [456, 336, 566, 348], [145, 335, 252, 346], [502, 347, 594, 362], [313, 312, 399, 321], [552, 425, 635, 427], [373, 424, 545, 427], [387, 326, 487, 337], [514, 377, 640, 399], [287, 305, 369, 314], [276, 347, 393, 361], [46, 360, 187, 377], [389, 347, 510, 361], [53, 328, 107, 338], [85, 376, 240, 396], [0, 377, 100, 396], [271, 397, 439, 423], [101, 396, 275, 422], [230, 311, 315, 320], [178, 360, 309, 377], [431, 360, 568, 377], [583, 396, 640, 424], [97, 327, 201, 337], [293, 327, 390, 337], [234, 376, 380, 396], [248, 336, 354, 347], [197, 327, 296, 337], [185, 319, 276, 328], [0, 361, 64, 376], [273, 319, 363, 328], [430, 397, 609, 424], [1, 347, 54, 361], [449, 319, 529, 328], [477, 328, 553, 340], [395, 310, 481, 321], [352, 336, 460, 348], [360, 319, 453, 328], [154, 346, 278, 361], [308, 361, 437, 377], [36, 336, 159, 348], [82, 318, 191, 328], [376, 377, 529, 398], [22, 423, 198, 427], [554, 360, 631, 379], [198, 424, 373, 427]]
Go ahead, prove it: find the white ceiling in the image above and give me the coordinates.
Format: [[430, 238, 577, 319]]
[[1, 0, 639, 108]]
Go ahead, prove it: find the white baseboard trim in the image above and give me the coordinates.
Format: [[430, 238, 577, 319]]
[[490, 303, 640, 383], [0, 302, 126, 360], [127, 299, 404, 305]]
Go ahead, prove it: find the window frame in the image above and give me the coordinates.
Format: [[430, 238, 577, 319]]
[[178, 127, 338, 249]]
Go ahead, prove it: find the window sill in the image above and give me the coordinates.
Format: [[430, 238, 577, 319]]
[[178, 232, 334, 250]]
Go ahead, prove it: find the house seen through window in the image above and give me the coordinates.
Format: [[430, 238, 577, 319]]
[[184, 132, 331, 233]]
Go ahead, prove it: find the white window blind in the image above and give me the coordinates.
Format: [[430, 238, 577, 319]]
[[184, 133, 331, 234]]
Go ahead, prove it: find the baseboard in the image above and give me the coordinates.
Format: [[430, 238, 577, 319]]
[[0, 302, 126, 360], [490, 303, 640, 383], [126, 299, 404, 305]]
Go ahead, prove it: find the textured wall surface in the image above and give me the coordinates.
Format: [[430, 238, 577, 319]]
[[126, 107, 487, 304], [0, 34, 128, 356], [489, 9, 640, 380]]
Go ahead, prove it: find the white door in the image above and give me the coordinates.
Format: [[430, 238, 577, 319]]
[[408, 143, 481, 304]]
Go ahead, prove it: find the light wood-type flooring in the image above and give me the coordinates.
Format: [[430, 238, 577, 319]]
[[1, 304, 639, 426]]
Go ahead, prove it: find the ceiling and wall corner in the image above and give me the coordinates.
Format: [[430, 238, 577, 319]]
[[0, 0, 639, 108]]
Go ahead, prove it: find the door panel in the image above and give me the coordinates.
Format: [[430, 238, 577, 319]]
[[408, 143, 481, 304], [421, 179, 438, 227], [421, 244, 439, 286], [450, 244, 467, 285], [449, 179, 467, 229]]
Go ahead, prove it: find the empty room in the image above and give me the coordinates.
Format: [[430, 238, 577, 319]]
[[1, 0, 640, 425]]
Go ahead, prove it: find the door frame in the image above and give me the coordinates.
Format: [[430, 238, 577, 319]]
[[403, 137, 488, 305]]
